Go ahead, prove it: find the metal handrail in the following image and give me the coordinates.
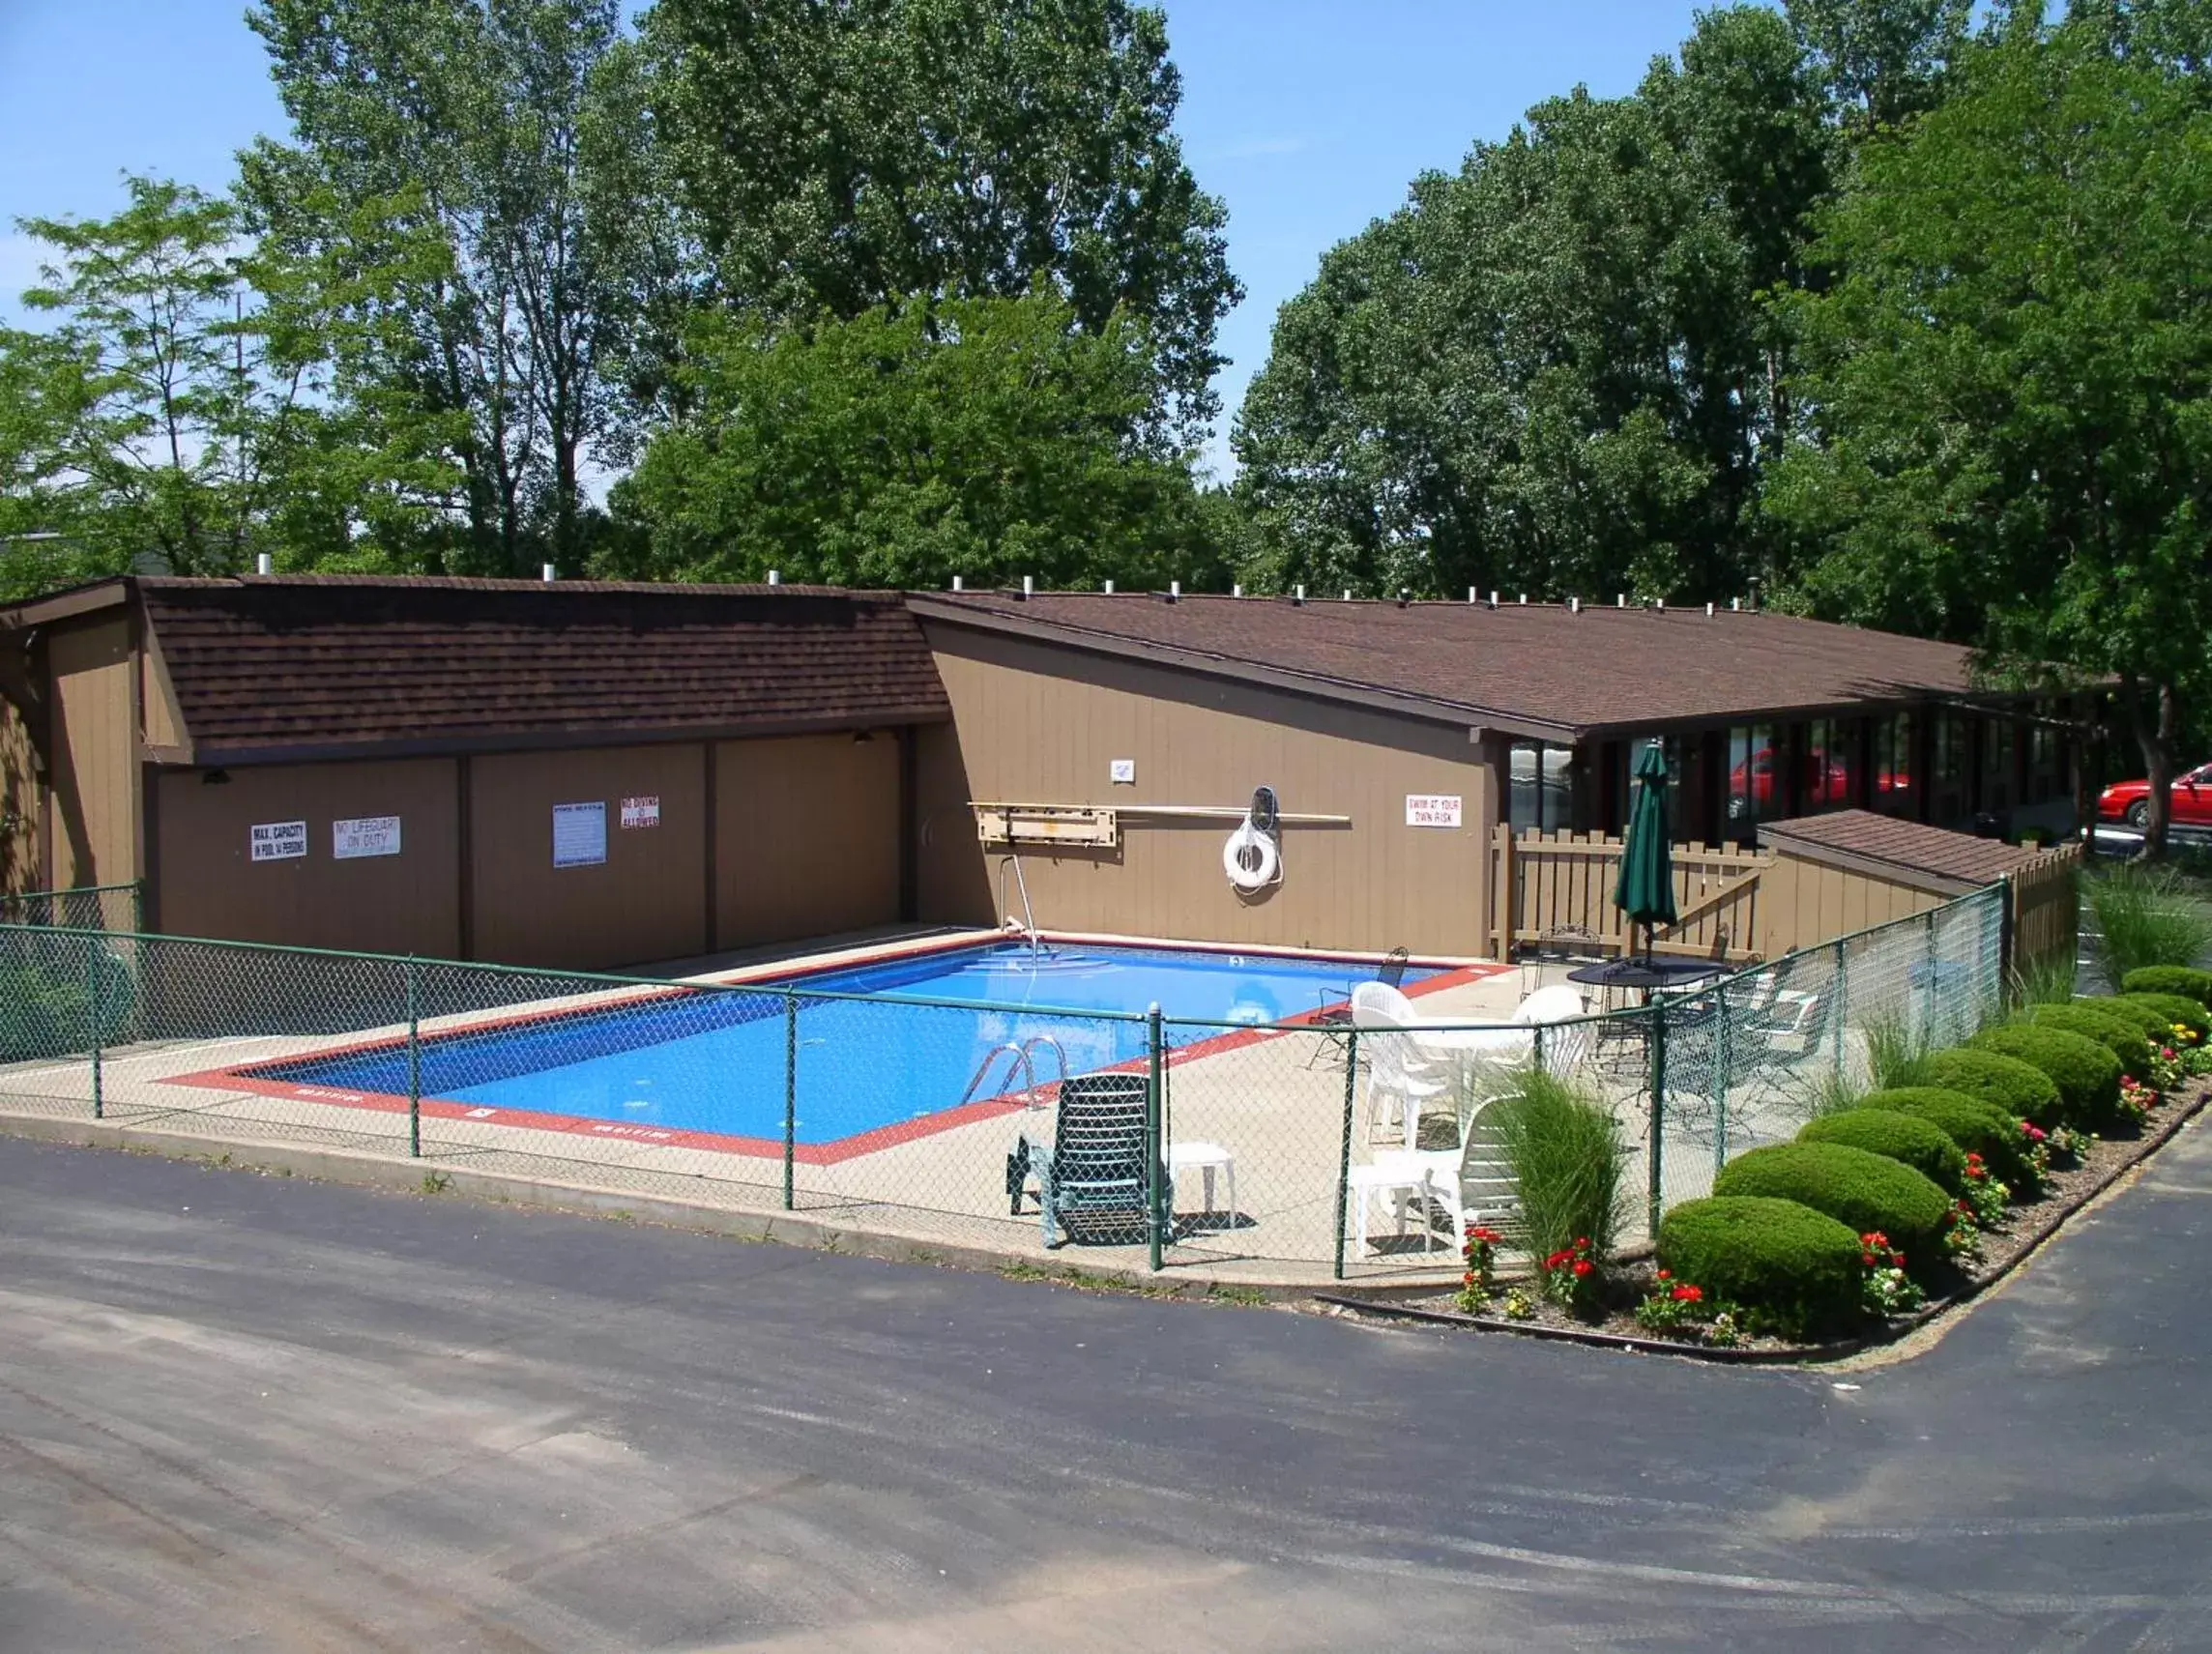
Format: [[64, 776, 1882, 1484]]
[[998, 854, 1042, 958], [959, 1041, 1039, 1110], [1018, 1033, 1068, 1093]]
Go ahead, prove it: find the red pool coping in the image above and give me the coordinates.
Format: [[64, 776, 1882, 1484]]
[[158, 944, 1505, 1165]]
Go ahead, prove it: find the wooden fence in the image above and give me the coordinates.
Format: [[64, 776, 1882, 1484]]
[[2006, 843, 2081, 978], [1489, 827, 1769, 964]]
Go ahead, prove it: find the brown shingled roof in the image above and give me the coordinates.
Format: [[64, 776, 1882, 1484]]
[[912, 591, 1982, 739], [1759, 810, 2041, 894], [131, 576, 948, 763]]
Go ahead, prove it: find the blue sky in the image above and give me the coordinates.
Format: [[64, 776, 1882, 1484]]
[[0, 1, 1716, 475]]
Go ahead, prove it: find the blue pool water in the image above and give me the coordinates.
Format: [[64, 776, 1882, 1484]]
[[247, 943, 1440, 1148]]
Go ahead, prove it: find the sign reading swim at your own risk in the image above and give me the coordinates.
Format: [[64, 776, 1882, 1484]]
[[1405, 795, 1463, 828], [249, 820, 307, 861], [620, 796, 660, 829], [332, 816, 402, 859], [552, 800, 608, 867]]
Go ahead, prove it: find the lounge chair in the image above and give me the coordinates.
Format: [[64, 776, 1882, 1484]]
[[1005, 1072, 1159, 1247]]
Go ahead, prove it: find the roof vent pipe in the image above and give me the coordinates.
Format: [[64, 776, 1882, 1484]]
[[1169, 580, 1180, 602], [1570, 596, 1580, 614], [1468, 587, 1477, 604], [1022, 574, 1033, 598], [1343, 589, 1353, 601], [1747, 576, 1762, 612], [1656, 598, 1665, 613], [1731, 595, 1740, 612], [1294, 584, 1305, 604], [768, 568, 781, 586], [1489, 590, 1499, 609], [1706, 600, 1715, 618], [1616, 593, 1626, 608], [256, 552, 274, 577], [951, 575, 964, 592], [1233, 582, 1244, 597], [1518, 594, 1527, 605], [1397, 589, 1409, 608], [1103, 578, 1115, 594]]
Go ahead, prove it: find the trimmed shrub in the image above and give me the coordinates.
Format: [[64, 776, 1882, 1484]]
[[1798, 1109, 1969, 1196], [2119, 966, 2212, 1008], [2073, 996, 2174, 1042], [1655, 1197, 1865, 1339], [1912, 1048, 2064, 1129], [2115, 992, 2212, 1045], [1967, 1025, 2124, 1131], [1713, 1143, 1952, 1278], [1853, 1086, 2030, 1184], [2024, 1003, 2154, 1082]]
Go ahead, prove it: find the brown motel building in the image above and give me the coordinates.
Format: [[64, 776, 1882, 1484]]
[[0, 576, 2079, 968]]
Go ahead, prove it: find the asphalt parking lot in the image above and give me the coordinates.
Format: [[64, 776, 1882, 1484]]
[[4, 1125, 2212, 1651]]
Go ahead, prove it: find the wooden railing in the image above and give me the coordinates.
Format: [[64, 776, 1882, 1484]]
[[2006, 843, 2082, 977], [1490, 827, 1770, 964]]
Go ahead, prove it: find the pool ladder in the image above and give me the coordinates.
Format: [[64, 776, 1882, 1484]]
[[998, 855, 1043, 959], [960, 1034, 1069, 1111]]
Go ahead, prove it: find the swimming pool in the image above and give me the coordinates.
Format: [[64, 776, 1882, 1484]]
[[218, 941, 1450, 1158]]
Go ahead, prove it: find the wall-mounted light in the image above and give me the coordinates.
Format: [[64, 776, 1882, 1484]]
[[202, 769, 232, 786]]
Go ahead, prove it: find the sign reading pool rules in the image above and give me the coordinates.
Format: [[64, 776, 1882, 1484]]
[[620, 795, 661, 829], [248, 819, 308, 861], [1405, 794, 1464, 828], [332, 815, 402, 859], [552, 800, 608, 867]]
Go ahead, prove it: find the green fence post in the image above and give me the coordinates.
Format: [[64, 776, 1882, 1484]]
[[783, 990, 799, 1211], [87, 938, 103, 1122], [1146, 1003, 1165, 1272], [1647, 1003, 1667, 1241], [1713, 982, 1733, 1179], [131, 880, 146, 937], [1830, 938, 1848, 1078], [1333, 1029, 1360, 1281], [405, 957, 422, 1157], [1923, 912, 1939, 1043]]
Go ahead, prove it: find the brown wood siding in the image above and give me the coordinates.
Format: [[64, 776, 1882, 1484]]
[[0, 698, 38, 893], [469, 743, 707, 970], [45, 617, 137, 887], [918, 627, 1494, 956], [1756, 852, 1939, 960], [153, 759, 462, 955], [713, 734, 901, 946]]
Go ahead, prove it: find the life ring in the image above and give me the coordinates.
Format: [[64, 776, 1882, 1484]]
[[1223, 819, 1280, 892]]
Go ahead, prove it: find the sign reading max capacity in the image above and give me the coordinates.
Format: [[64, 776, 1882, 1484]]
[[248, 820, 308, 861], [1405, 795, 1464, 828]]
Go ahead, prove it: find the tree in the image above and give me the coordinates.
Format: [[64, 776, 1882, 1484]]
[[1765, 19, 2212, 853], [605, 288, 1221, 591], [244, 0, 665, 575], [639, 0, 1239, 445], [1784, 0, 1975, 127], [0, 176, 454, 589], [1233, 6, 1832, 603]]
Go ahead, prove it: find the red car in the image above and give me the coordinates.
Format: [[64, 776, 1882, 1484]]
[[2099, 764, 2212, 828], [1727, 747, 1904, 816]]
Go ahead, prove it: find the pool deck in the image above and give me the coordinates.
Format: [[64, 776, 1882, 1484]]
[[0, 931, 1798, 1291]]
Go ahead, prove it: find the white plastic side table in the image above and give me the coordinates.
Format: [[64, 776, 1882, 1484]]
[[1166, 1141, 1238, 1220]]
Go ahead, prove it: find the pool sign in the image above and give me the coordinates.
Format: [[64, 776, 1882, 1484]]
[[1405, 794, 1464, 828], [620, 795, 661, 829], [552, 800, 608, 867], [332, 815, 402, 859], [248, 820, 308, 861]]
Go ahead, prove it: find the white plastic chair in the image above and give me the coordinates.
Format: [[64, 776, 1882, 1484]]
[[1346, 1091, 1521, 1259]]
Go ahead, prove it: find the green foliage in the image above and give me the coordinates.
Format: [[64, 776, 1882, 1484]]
[[2119, 965, 2212, 1006], [0, 965, 92, 1063], [1911, 1047, 2064, 1128], [640, 0, 1237, 446], [607, 291, 1224, 592], [2074, 995, 2181, 1041], [1861, 1010, 1931, 1091], [2024, 1002, 2156, 1083], [1232, 5, 1833, 601], [2116, 991, 2212, 1043], [1967, 1025, 2126, 1131], [1765, 18, 2212, 848], [1491, 1068, 1630, 1268], [2008, 949, 2079, 1008], [1797, 1108, 1969, 1195], [1655, 1196, 1866, 1339], [2086, 866, 2212, 980], [1853, 1085, 2030, 1182], [1713, 1141, 1953, 1278]]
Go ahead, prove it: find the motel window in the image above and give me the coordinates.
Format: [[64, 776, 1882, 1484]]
[[1874, 713, 1915, 818], [2026, 713, 2064, 805], [1930, 713, 1969, 825], [1609, 737, 1690, 840], [1509, 740, 1572, 832], [1982, 716, 2018, 815], [1801, 718, 1851, 813], [1726, 723, 1782, 838]]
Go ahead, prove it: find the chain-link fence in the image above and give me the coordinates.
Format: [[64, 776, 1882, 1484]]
[[0, 882, 140, 932], [0, 885, 2007, 1282]]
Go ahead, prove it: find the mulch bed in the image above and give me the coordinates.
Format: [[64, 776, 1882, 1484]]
[[1316, 1081, 2211, 1364]]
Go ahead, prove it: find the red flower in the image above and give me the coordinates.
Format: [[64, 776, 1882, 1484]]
[[1655, 1268, 1672, 1281], [1671, 1284, 1703, 1303], [1571, 1260, 1593, 1278]]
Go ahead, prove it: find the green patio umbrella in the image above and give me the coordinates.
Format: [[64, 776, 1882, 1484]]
[[1615, 740, 1678, 961]]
